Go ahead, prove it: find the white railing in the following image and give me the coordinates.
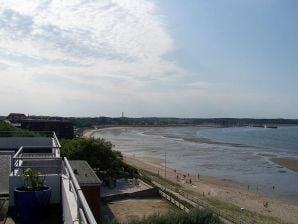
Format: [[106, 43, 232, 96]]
[[64, 157, 97, 224], [7, 132, 97, 223], [12, 146, 62, 176], [11, 131, 61, 175]]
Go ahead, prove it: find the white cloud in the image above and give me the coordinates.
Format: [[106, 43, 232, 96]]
[[0, 0, 189, 115], [0, 1, 177, 66]]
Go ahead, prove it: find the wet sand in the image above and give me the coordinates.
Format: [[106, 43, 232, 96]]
[[85, 127, 298, 223], [125, 155, 298, 224], [271, 158, 298, 172]]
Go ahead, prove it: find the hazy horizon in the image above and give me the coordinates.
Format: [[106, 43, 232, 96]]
[[2, 113, 298, 120], [1, 1, 297, 118]]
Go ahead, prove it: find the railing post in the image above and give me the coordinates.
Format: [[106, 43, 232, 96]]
[[11, 157, 14, 176], [77, 192, 81, 222]]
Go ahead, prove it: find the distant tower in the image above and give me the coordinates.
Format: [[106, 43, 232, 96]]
[[122, 112, 124, 119]]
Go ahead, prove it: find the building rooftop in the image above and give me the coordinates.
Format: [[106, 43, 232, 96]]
[[0, 137, 52, 151], [0, 133, 98, 224], [69, 160, 102, 186]]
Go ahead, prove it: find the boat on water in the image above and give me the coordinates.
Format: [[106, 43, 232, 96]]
[[252, 124, 278, 128], [265, 125, 278, 129]]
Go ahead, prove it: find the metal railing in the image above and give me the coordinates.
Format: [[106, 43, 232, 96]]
[[64, 157, 97, 224], [139, 169, 247, 224], [52, 131, 61, 148], [12, 146, 61, 176], [0, 130, 55, 137], [8, 132, 97, 223], [11, 132, 62, 175]]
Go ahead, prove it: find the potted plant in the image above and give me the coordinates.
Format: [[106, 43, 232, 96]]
[[14, 168, 51, 224]]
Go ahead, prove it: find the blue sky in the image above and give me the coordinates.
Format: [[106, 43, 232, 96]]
[[0, 0, 297, 118]]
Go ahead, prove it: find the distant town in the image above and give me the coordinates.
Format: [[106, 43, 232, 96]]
[[1, 113, 298, 138]]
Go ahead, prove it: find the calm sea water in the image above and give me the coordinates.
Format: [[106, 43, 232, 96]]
[[93, 126, 298, 204]]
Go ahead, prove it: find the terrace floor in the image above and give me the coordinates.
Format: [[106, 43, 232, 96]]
[[101, 178, 153, 197], [0, 196, 62, 224]]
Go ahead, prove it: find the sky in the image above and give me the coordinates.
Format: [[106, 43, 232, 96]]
[[0, 0, 297, 118]]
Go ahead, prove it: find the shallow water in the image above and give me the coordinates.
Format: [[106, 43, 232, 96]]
[[93, 126, 298, 204]]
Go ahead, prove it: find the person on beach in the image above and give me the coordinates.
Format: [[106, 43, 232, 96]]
[[189, 178, 192, 184], [197, 173, 200, 180]]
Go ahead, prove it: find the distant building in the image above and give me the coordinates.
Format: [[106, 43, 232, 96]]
[[21, 119, 74, 139], [6, 113, 27, 123], [69, 160, 102, 222]]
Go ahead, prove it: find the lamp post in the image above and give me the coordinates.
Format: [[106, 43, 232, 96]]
[[164, 152, 167, 178]]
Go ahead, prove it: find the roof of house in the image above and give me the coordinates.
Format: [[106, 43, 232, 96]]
[[7, 113, 27, 118], [0, 137, 53, 150], [69, 160, 102, 186]]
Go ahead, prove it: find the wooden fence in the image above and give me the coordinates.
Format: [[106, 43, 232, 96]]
[[139, 169, 253, 224]]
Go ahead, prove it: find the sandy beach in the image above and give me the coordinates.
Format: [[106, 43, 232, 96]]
[[271, 158, 298, 172], [86, 126, 298, 223], [124, 155, 298, 224], [83, 127, 130, 138]]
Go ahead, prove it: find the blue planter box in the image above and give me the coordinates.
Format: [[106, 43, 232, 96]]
[[14, 186, 51, 224]]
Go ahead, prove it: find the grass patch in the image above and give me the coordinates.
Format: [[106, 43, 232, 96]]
[[108, 208, 222, 224], [130, 164, 284, 224], [0, 121, 41, 137], [138, 168, 180, 189], [203, 197, 282, 224]]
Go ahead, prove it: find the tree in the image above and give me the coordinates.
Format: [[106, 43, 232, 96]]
[[60, 138, 136, 178]]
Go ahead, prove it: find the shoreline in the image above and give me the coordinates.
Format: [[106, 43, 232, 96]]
[[86, 126, 298, 189], [124, 155, 298, 224], [84, 126, 298, 222], [84, 126, 257, 149], [270, 158, 298, 172]]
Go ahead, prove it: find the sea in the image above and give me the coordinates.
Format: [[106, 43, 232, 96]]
[[92, 126, 298, 204]]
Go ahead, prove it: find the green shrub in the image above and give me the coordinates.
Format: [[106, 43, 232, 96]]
[[0, 121, 40, 137], [60, 138, 137, 178], [23, 168, 45, 191], [107, 208, 222, 224]]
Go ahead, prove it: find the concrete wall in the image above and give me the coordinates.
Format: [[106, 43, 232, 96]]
[[23, 159, 62, 174], [101, 187, 158, 202], [82, 185, 101, 222], [61, 175, 78, 224], [9, 174, 61, 206], [0, 153, 13, 195]]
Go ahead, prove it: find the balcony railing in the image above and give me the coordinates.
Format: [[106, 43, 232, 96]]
[[64, 157, 97, 224], [11, 131, 61, 175], [0, 130, 57, 137], [6, 131, 98, 224]]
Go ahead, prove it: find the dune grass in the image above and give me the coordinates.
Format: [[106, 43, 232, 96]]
[[108, 208, 222, 224]]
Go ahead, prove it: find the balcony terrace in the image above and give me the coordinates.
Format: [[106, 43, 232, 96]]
[[0, 132, 98, 224]]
